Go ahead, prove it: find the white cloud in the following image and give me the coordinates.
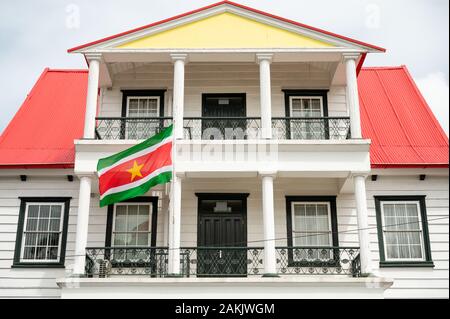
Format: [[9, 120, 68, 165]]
[[415, 72, 450, 136]]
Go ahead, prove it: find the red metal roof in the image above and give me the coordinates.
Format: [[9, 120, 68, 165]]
[[0, 69, 88, 169], [67, 1, 385, 53], [0, 65, 447, 169], [359, 66, 449, 168]]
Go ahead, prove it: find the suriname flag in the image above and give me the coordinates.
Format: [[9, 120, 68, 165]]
[[97, 125, 173, 207]]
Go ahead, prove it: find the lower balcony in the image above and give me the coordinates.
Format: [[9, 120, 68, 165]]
[[84, 246, 361, 278]]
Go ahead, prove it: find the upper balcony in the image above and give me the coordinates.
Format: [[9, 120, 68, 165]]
[[74, 59, 371, 177], [95, 116, 351, 141]]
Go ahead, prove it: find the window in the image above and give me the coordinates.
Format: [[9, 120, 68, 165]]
[[106, 197, 158, 248], [112, 203, 153, 246], [283, 90, 329, 140], [375, 196, 434, 267], [286, 196, 338, 262], [291, 202, 332, 247], [13, 198, 71, 267], [121, 90, 166, 140]]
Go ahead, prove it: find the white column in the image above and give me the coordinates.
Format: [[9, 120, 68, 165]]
[[344, 54, 362, 139], [168, 174, 183, 276], [353, 174, 373, 275], [83, 53, 102, 139], [171, 54, 188, 140], [73, 175, 92, 275], [257, 54, 273, 139], [260, 172, 278, 276]]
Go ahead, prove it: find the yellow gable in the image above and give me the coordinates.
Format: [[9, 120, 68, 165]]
[[117, 12, 335, 49]]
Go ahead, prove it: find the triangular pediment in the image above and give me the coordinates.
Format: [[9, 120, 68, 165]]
[[116, 12, 335, 49], [69, 2, 385, 53]]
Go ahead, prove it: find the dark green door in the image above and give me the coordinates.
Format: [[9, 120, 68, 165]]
[[202, 94, 246, 139], [197, 195, 247, 277]]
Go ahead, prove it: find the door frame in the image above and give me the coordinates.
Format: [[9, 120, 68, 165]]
[[201, 93, 247, 117], [195, 193, 249, 248]]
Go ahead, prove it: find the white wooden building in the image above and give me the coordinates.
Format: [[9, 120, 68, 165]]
[[0, 1, 448, 299]]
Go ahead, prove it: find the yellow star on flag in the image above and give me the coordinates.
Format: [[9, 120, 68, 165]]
[[127, 161, 144, 182]]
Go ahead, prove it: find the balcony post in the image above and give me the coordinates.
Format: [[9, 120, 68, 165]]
[[343, 53, 362, 139], [73, 175, 93, 276], [256, 54, 273, 139], [171, 54, 188, 139], [168, 173, 184, 276], [353, 174, 373, 275], [83, 53, 102, 139], [260, 171, 278, 277]]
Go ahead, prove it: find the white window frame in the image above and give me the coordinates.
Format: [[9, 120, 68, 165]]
[[126, 96, 160, 118], [289, 96, 325, 140], [291, 201, 333, 247], [289, 96, 324, 118], [20, 202, 65, 263], [112, 202, 153, 247], [126, 96, 161, 140], [380, 200, 426, 262]]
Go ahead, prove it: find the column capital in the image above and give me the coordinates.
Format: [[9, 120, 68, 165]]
[[342, 53, 361, 62], [84, 53, 103, 62], [351, 173, 370, 179], [170, 53, 189, 63], [256, 53, 273, 64], [259, 171, 278, 178], [175, 171, 186, 180]]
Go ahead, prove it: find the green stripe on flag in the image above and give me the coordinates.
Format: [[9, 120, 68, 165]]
[[100, 171, 172, 207], [97, 125, 173, 171]]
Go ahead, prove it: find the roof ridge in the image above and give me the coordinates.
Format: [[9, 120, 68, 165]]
[[47, 69, 88, 73], [361, 66, 405, 70]]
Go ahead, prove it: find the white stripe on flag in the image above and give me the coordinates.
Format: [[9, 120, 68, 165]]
[[100, 165, 173, 200], [98, 136, 172, 176]]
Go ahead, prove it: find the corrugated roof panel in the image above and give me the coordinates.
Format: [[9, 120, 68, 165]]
[[0, 69, 88, 168], [359, 66, 449, 168]]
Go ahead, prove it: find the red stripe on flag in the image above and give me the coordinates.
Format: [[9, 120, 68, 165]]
[[99, 142, 172, 196]]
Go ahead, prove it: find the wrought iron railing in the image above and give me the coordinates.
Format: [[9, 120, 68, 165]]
[[85, 246, 361, 278], [275, 246, 361, 276], [95, 117, 173, 140], [272, 117, 351, 140], [94, 116, 351, 140], [85, 247, 169, 277], [183, 117, 262, 140]]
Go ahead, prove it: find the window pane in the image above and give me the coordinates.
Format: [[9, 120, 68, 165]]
[[23, 247, 35, 260], [137, 233, 149, 246], [127, 206, 139, 231], [26, 218, 38, 231], [51, 205, 61, 218], [28, 205, 39, 218], [137, 206, 150, 231], [49, 219, 60, 231], [47, 247, 58, 260], [24, 233, 37, 246], [38, 219, 49, 231], [35, 247, 47, 260], [113, 234, 127, 246], [114, 206, 127, 232], [39, 205, 50, 218]]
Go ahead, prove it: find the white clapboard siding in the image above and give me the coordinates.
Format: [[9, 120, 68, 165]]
[[0, 172, 447, 298], [99, 63, 347, 118], [367, 175, 449, 299]]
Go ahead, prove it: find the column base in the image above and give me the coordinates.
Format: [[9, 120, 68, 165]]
[[262, 273, 280, 278]]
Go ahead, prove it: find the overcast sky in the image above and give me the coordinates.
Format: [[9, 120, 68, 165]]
[[0, 0, 448, 134]]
